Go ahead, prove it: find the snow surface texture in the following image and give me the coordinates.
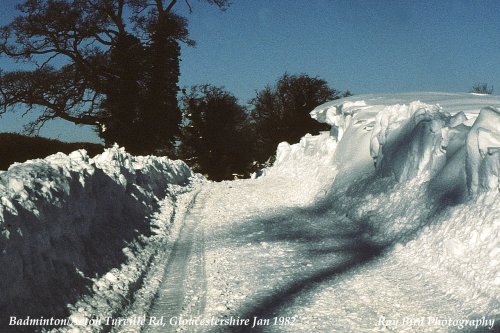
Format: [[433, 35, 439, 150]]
[[1, 92, 499, 333], [181, 93, 499, 333], [260, 132, 338, 203], [256, 94, 500, 312], [0, 145, 197, 329], [310, 93, 500, 196], [163, 93, 497, 333]]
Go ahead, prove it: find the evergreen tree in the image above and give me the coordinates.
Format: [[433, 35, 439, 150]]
[[180, 85, 254, 180], [469, 83, 493, 95], [250, 73, 344, 162], [99, 33, 144, 152]]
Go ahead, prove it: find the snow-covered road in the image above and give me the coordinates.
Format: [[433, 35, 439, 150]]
[[196, 177, 386, 333], [161, 177, 494, 333]]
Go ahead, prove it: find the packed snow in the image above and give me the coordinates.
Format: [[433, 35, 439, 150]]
[[0, 92, 499, 333]]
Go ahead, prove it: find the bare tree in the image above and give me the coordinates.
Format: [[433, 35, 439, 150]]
[[0, 0, 229, 154]]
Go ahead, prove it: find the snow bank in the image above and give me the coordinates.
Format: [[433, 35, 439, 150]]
[[266, 92, 500, 314], [272, 132, 337, 175], [466, 106, 500, 196], [309, 93, 500, 196], [259, 132, 338, 203], [264, 93, 500, 204], [372, 103, 500, 196], [0, 146, 197, 327], [327, 94, 499, 312], [369, 102, 446, 181]]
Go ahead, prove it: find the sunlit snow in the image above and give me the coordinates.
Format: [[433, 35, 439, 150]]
[[0, 93, 499, 333]]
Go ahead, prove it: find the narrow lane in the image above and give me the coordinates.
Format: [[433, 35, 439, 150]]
[[142, 176, 494, 333]]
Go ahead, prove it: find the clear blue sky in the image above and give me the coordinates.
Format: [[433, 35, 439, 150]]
[[1, 0, 500, 143]]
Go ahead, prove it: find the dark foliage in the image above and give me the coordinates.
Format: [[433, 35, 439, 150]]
[[98, 13, 187, 155], [180, 85, 254, 181], [0, 0, 229, 155], [470, 83, 493, 95], [250, 73, 344, 163], [0, 132, 103, 170]]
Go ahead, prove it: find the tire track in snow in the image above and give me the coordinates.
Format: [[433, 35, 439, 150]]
[[142, 189, 208, 333], [177, 188, 209, 331]]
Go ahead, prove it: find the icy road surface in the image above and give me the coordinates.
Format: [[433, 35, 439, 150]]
[[139, 174, 495, 333]]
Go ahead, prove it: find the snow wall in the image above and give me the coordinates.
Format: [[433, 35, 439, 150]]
[[269, 93, 500, 198], [0, 146, 197, 325], [265, 93, 500, 308], [259, 132, 338, 201], [263, 93, 500, 203]]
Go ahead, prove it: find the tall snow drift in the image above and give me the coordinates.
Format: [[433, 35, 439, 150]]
[[264, 93, 500, 310], [260, 132, 338, 202], [308, 92, 500, 196], [466, 106, 500, 195], [0, 146, 197, 326]]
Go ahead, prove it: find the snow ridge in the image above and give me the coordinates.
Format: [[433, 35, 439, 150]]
[[310, 94, 500, 196], [266, 93, 499, 320], [0, 145, 198, 329]]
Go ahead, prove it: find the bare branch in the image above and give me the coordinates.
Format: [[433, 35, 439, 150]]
[[36, 53, 60, 69], [184, 0, 193, 14], [165, 0, 177, 12]]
